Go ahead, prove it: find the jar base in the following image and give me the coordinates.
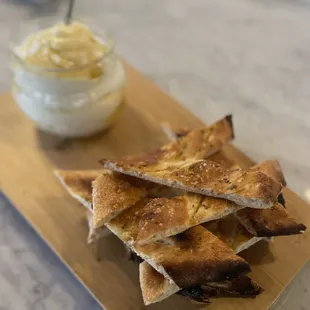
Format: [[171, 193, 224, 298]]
[[35, 122, 112, 138]]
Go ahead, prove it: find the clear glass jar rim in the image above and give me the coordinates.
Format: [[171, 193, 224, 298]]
[[9, 18, 115, 73]]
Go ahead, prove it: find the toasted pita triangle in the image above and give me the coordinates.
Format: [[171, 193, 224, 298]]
[[139, 215, 264, 305], [115, 115, 234, 173], [102, 157, 282, 210], [161, 114, 232, 144], [107, 221, 250, 288], [140, 258, 261, 305]]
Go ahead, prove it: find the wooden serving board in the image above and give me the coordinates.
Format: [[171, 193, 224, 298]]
[[0, 62, 310, 310]]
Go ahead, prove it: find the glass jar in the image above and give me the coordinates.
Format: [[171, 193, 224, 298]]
[[10, 19, 126, 137]]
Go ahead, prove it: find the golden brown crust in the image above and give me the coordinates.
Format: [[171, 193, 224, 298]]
[[107, 198, 153, 243], [164, 115, 233, 142], [135, 196, 192, 243], [204, 214, 242, 250], [92, 172, 179, 229], [253, 160, 286, 206], [109, 195, 198, 244], [100, 115, 234, 171], [103, 159, 282, 209], [160, 115, 234, 161], [253, 160, 286, 187], [204, 214, 264, 253], [139, 262, 179, 305], [92, 173, 148, 228], [138, 195, 242, 245], [232, 222, 264, 253], [191, 196, 242, 230], [236, 202, 307, 237], [54, 170, 105, 209], [107, 193, 242, 245], [159, 161, 282, 209], [134, 226, 250, 288]]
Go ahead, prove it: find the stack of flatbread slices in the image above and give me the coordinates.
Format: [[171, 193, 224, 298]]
[[55, 115, 306, 306]]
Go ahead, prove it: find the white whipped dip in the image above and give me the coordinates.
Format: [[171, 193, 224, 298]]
[[12, 21, 125, 137]]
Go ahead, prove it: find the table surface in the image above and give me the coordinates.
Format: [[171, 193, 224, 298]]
[[0, 1, 309, 309]]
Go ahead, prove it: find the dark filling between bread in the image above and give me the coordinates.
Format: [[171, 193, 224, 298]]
[[277, 193, 286, 207], [127, 246, 261, 304], [178, 276, 262, 303]]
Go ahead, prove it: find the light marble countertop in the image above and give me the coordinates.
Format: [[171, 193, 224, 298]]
[[0, 0, 309, 309]]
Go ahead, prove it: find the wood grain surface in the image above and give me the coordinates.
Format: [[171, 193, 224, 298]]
[[0, 62, 309, 310]]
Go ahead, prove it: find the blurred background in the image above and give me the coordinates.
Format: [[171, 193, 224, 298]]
[[0, 1, 310, 309]]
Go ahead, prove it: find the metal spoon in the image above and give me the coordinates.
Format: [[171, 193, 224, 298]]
[[65, 0, 75, 24]]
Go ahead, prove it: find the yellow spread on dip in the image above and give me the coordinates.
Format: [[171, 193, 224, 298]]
[[15, 22, 106, 79]]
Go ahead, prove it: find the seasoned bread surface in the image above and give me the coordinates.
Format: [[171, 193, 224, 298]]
[[92, 173, 149, 228], [103, 159, 282, 209], [133, 226, 250, 288]]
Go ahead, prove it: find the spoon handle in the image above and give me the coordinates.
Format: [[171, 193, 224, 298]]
[[65, 0, 75, 24]]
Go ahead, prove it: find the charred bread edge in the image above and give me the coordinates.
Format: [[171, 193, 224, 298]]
[[237, 215, 307, 237]]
